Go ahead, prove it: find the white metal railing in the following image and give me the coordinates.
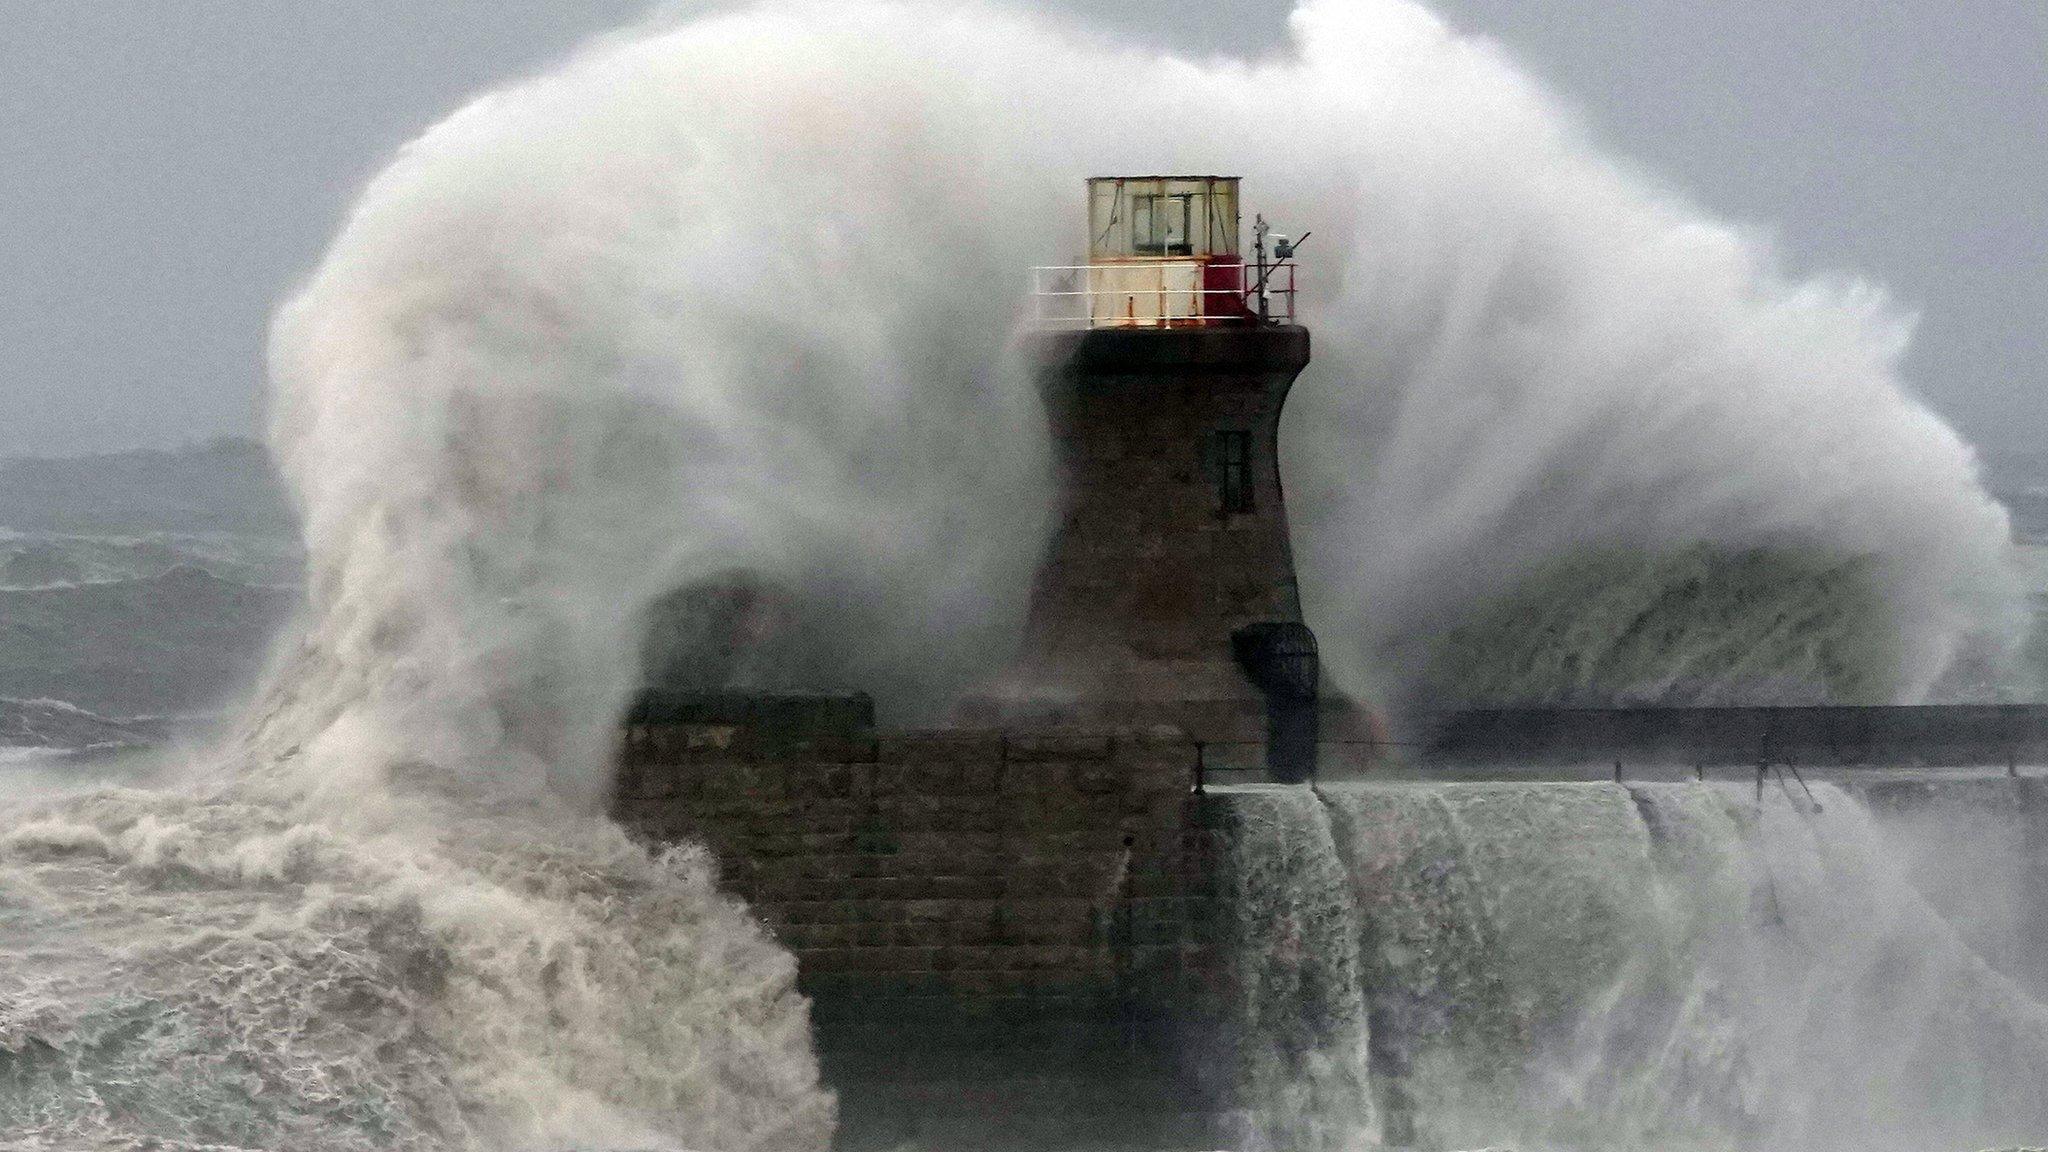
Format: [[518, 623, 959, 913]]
[[1029, 260, 1297, 329]]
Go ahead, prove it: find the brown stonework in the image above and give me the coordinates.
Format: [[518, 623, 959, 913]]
[[613, 718, 1238, 1149], [972, 325, 1315, 750]]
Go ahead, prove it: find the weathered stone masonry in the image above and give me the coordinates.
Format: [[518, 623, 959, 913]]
[[612, 709, 1242, 1149]]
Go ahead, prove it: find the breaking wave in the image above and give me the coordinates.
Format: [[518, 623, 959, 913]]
[[259, 0, 2022, 715], [1411, 545, 1899, 708]]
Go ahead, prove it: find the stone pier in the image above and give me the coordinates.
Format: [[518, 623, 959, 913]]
[[612, 696, 1246, 1149]]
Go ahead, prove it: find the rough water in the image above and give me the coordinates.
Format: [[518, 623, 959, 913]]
[[0, 755, 832, 1151], [1220, 781, 2048, 1152], [0, 0, 2037, 1149]]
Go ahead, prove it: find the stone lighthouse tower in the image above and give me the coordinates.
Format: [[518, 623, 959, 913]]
[[992, 176, 1322, 779]]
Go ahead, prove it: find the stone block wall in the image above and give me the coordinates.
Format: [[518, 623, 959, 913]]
[[612, 721, 1238, 1149]]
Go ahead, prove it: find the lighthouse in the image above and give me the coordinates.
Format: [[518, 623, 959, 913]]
[[991, 176, 1323, 779]]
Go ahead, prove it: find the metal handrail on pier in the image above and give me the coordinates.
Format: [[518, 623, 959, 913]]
[[1191, 704, 2048, 787]]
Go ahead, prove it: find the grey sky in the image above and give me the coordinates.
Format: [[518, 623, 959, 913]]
[[1, 1, 2039, 458]]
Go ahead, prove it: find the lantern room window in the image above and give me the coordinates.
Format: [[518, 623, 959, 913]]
[[1088, 177, 1239, 261], [1132, 194, 1193, 256]]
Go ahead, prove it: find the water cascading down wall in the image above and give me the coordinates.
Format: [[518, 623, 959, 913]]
[[1217, 776, 2048, 1152]]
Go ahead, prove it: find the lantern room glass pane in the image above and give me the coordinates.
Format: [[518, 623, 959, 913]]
[[1132, 194, 1193, 256], [1162, 195, 1190, 254]]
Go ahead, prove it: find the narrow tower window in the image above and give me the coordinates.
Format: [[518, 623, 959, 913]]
[[1217, 430, 1253, 514]]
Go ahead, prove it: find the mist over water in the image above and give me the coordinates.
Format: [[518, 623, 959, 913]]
[[0, 0, 2035, 1149]]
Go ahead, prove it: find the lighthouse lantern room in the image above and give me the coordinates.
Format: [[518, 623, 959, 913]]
[[1034, 175, 1296, 329]]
